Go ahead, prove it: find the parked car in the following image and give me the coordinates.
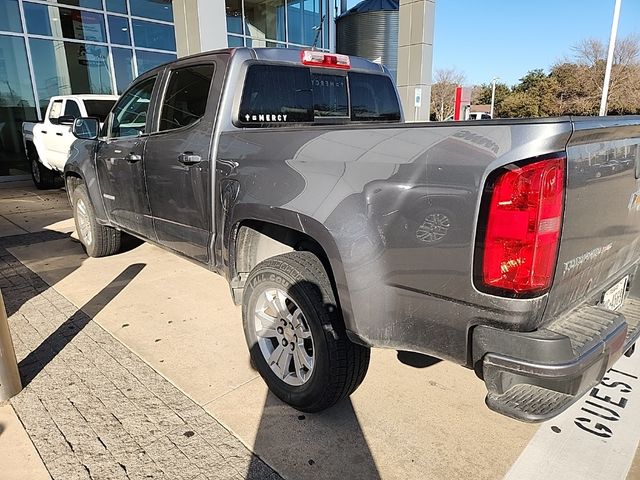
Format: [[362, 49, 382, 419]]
[[22, 95, 118, 189], [65, 48, 640, 422]]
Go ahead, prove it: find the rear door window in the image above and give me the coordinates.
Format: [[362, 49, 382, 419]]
[[158, 64, 215, 131], [238, 65, 400, 127], [349, 72, 401, 122], [239, 65, 313, 124]]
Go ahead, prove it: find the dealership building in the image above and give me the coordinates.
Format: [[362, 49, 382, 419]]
[[0, 0, 433, 180]]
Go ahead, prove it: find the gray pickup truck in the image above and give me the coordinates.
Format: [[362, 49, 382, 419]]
[[65, 47, 640, 422]]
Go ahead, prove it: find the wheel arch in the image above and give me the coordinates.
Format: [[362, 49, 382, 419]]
[[63, 165, 110, 224], [226, 209, 356, 337]]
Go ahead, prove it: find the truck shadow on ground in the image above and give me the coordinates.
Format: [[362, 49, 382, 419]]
[[18, 263, 145, 386], [244, 280, 439, 479]]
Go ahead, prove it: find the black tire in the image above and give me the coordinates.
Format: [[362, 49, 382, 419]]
[[242, 251, 370, 412], [72, 184, 121, 257], [28, 146, 58, 190]]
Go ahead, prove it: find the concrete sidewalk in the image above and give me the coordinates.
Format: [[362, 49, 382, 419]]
[[1, 231, 279, 480]]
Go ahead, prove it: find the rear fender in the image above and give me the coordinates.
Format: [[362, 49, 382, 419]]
[[223, 204, 356, 334]]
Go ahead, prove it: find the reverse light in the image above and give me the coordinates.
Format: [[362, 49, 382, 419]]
[[301, 50, 351, 69], [479, 155, 566, 295]]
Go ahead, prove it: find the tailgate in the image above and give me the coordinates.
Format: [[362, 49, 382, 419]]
[[544, 117, 640, 322]]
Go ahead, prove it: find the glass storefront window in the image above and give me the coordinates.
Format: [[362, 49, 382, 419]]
[[132, 19, 175, 51], [226, 0, 243, 35], [112, 47, 134, 93], [51, 0, 103, 10], [0, 35, 37, 176], [108, 15, 131, 45], [30, 39, 112, 113], [135, 50, 175, 74], [130, 0, 173, 22], [287, 0, 321, 46], [59, 8, 107, 42], [23, 2, 51, 36], [227, 35, 244, 47], [0, 0, 22, 33], [244, 0, 286, 43], [25, 4, 107, 43], [106, 0, 127, 14]]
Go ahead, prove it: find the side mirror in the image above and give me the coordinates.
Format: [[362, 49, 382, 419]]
[[72, 117, 99, 140], [58, 115, 75, 126]]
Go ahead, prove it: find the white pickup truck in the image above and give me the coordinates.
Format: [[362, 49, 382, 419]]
[[23, 95, 117, 189]]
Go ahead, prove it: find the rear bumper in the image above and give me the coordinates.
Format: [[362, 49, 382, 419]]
[[472, 300, 640, 422]]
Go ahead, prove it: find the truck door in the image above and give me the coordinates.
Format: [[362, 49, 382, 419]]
[[95, 75, 158, 237], [143, 55, 226, 263], [43, 99, 68, 168]]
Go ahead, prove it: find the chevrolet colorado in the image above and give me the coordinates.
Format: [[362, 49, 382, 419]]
[[65, 47, 640, 422]]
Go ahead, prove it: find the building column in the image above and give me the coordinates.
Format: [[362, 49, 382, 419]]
[[173, 0, 228, 57], [396, 0, 435, 121]]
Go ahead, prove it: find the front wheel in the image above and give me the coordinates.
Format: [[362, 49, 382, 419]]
[[29, 151, 58, 190], [72, 184, 121, 257], [242, 252, 370, 412]]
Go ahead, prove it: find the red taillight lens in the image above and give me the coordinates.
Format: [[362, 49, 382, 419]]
[[480, 156, 565, 295], [301, 50, 350, 69]]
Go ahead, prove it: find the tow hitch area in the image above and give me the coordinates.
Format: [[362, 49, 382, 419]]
[[474, 301, 640, 422]]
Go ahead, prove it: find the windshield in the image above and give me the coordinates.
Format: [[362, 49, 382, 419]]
[[84, 100, 116, 123]]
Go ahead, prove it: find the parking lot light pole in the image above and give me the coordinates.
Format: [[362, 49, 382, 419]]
[[490, 77, 499, 118], [600, 0, 622, 116], [0, 291, 21, 402]]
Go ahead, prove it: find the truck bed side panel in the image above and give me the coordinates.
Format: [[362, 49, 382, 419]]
[[217, 120, 572, 364]]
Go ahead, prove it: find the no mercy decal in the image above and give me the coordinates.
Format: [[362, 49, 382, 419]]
[[244, 113, 289, 122]]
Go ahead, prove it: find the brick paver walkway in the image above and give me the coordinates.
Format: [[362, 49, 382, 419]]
[[1, 231, 280, 480]]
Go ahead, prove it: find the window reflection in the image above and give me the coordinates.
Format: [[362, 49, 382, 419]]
[[24, 4, 107, 42], [0, 35, 38, 176], [227, 35, 244, 47], [226, 0, 243, 34], [0, 0, 22, 32], [287, 0, 321, 46], [129, 0, 173, 22], [135, 50, 175, 74], [244, 0, 286, 44], [106, 0, 127, 14], [112, 47, 134, 93], [30, 39, 112, 114], [24, 2, 51, 36], [108, 15, 131, 45], [48, 0, 103, 10], [132, 19, 175, 50]]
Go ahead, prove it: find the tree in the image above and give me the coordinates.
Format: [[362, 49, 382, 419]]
[[430, 68, 465, 121]]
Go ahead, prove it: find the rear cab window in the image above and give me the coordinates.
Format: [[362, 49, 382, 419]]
[[238, 64, 400, 127]]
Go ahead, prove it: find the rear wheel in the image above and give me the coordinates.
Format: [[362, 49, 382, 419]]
[[72, 184, 121, 257], [29, 148, 57, 190], [242, 251, 370, 412]]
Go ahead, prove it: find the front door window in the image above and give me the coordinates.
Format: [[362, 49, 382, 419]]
[[110, 76, 156, 138]]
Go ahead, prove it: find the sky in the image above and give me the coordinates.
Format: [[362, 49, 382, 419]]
[[344, 0, 640, 87]]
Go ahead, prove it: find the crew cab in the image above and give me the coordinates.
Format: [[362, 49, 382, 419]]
[[65, 48, 640, 422], [23, 95, 117, 189]]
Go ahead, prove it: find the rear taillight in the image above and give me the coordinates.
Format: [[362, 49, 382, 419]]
[[301, 50, 350, 69], [479, 155, 565, 295]]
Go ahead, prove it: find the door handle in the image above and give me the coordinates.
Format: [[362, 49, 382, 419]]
[[126, 153, 142, 163], [56, 132, 64, 136], [42, 131, 48, 134], [178, 152, 202, 166]]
